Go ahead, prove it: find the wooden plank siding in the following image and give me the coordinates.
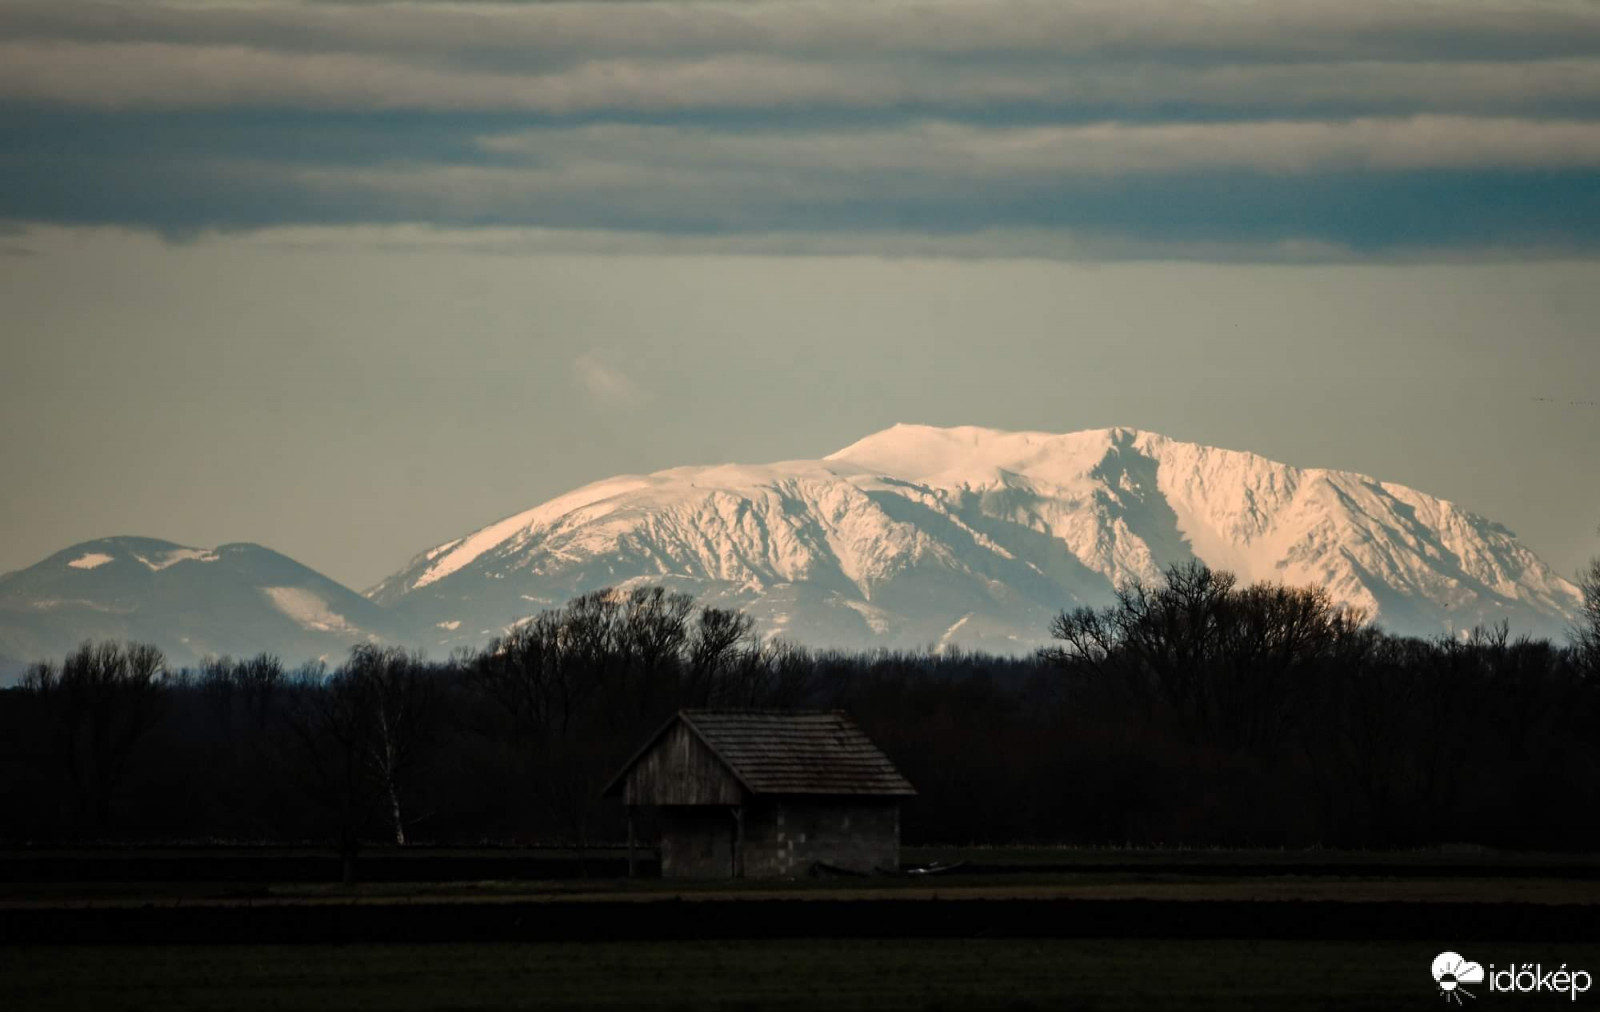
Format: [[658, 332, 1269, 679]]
[[619, 721, 745, 807]]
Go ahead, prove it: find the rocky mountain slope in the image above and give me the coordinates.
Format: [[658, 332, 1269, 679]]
[[370, 425, 1584, 654]]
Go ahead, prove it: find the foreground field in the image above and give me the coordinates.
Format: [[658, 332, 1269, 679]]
[[5, 874, 1599, 907], [5, 847, 1596, 1010], [6, 843, 1598, 892], [5, 843, 1600, 910], [4, 938, 1588, 1012]]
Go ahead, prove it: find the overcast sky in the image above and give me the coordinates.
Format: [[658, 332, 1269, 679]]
[[2, 0, 1598, 591]]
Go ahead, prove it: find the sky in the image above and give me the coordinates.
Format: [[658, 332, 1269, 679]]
[[2, 0, 1598, 592]]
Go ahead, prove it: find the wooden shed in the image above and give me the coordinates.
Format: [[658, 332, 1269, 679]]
[[602, 710, 916, 879]]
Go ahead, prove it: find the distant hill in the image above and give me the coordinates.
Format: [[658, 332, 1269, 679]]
[[0, 537, 400, 679]]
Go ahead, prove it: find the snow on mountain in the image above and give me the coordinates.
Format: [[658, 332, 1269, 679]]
[[1, 426, 1579, 677], [372, 425, 1585, 653], [0, 536, 399, 678]]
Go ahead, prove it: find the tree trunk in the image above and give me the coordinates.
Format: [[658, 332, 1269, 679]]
[[387, 778, 406, 846]]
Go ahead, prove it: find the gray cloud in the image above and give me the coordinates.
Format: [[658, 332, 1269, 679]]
[[3, 1, 1600, 118], [7, 1, 1600, 64], [0, 43, 882, 113], [18, 222, 1593, 268], [3, 42, 1600, 116], [220, 116, 1600, 242], [475, 117, 1600, 178], [4, 0, 1599, 260]]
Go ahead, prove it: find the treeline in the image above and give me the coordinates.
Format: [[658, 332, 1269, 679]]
[[2, 567, 1598, 856]]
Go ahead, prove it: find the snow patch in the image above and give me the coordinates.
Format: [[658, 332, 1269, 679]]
[[67, 552, 114, 570], [937, 612, 974, 651], [262, 587, 355, 634], [839, 598, 892, 635], [410, 477, 652, 591], [28, 597, 129, 613], [133, 548, 219, 571]]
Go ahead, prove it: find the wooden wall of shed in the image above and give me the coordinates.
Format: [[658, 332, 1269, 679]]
[[621, 721, 745, 807]]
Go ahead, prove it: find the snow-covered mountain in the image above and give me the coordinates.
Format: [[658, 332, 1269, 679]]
[[371, 425, 1585, 654], [0, 427, 1580, 677], [0, 537, 399, 678]]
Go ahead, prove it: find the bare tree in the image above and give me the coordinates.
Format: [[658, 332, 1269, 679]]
[[20, 641, 167, 835], [1047, 562, 1364, 755], [197, 656, 237, 733], [686, 606, 756, 699], [1576, 547, 1600, 675], [282, 661, 375, 882], [346, 645, 437, 845], [468, 613, 604, 851], [236, 654, 285, 727]]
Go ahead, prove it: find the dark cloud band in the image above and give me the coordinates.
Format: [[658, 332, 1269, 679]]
[[3, 0, 1598, 259]]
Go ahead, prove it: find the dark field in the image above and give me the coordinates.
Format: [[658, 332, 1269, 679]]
[[10, 843, 1600, 884], [4, 847, 1598, 1010], [0, 846, 654, 885], [5, 939, 1597, 1012]]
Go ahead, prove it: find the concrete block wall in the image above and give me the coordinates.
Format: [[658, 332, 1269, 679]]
[[659, 807, 735, 878], [741, 798, 899, 878]]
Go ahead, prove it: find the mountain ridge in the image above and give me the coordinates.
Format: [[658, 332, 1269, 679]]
[[372, 424, 1584, 654], [0, 535, 400, 678], [0, 426, 1585, 676]]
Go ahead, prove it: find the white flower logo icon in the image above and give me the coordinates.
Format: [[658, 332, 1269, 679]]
[[1432, 952, 1485, 1004]]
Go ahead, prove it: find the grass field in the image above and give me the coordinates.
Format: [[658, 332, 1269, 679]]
[[4, 847, 1596, 1010], [5, 938, 1589, 1012], [6, 841, 1600, 907], [5, 873, 1599, 907], [902, 845, 1600, 869]]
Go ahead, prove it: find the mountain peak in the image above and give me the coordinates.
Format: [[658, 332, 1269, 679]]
[[0, 535, 402, 679], [366, 425, 1581, 652], [827, 423, 1175, 486], [38, 536, 214, 574]]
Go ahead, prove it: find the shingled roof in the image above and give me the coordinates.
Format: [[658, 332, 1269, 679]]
[[603, 709, 916, 798]]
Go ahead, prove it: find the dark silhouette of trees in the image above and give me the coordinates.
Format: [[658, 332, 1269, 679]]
[[282, 661, 371, 883], [236, 653, 286, 728], [1046, 562, 1364, 755], [17, 640, 167, 835], [2, 575, 1596, 855], [1577, 547, 1600, 676], [349, 645, 437, 845], [280, 647, 439, 879]]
